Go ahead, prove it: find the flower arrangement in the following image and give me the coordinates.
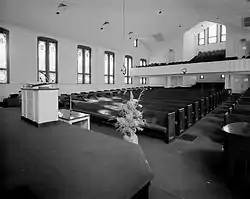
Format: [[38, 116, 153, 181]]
[[115, 88, 146, 143]]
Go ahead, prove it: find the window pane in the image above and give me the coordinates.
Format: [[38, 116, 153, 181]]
[[143, 60, 147, 66], [104, 54, 108, 75], [84, 74, 90, 84], [140, 60, 143, 66], [85, 49, 90, 73], [77, 49, 83, 73], [38, 41, 46, 71], [140, 77, 142, 84], [221, 25, 226, 35], [77, 74, 83, 83], [49, 72, 56, 83], [199, 31, 205, 39], [110, 76, 114, 84], [128, 58, 132, 76], [0, 33, 7, 69], [104, 75, 108, 84], [129, 77, 132, 84], [0, 69, 7, 83], [221, 35, 226, 42], [39, 71, 46, 82], [110, 54, 113, 75], [198, 38, 205, 45], [125, 77, 127, 84], [208, 37, 217, 44], [208, 24, 217, 37], [124, 57, 128, 76], [49, 42, 56, 72]]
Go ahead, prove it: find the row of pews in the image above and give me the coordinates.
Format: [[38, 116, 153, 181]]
[[59, 86, 231, 143]]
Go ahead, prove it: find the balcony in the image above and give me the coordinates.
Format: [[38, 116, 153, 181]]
[[131, 59, 250, 77]]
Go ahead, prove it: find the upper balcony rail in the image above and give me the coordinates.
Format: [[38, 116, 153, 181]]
[[131, 58, 250, 76]]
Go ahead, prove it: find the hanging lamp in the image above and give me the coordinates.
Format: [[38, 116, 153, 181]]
[[121, 0, 127, 76]]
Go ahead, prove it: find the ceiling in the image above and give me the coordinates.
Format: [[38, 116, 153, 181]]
[[0, 0, 250, 55]]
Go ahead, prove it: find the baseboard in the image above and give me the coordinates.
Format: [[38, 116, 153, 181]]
[[21, 116, 60, 127]]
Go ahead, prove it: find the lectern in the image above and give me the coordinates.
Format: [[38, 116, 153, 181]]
[[21, 85, 59, 126]]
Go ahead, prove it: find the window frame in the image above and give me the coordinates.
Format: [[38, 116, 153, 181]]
[[77, 45, 92, 84], [198, 29, 205, 46], [125, 55, 133, 84], [104, 51, 115, 84], [220, 25, 226, 42], [207, 24, 218, 44], [0, 27, 10, 84], [37, 36, 58, 83], [140, 58, 147, 67]]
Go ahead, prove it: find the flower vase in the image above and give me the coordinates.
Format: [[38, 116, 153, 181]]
[[123, 133, 138, 144]]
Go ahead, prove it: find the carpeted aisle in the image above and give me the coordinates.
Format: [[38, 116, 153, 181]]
[[91, 103, 250, 199]]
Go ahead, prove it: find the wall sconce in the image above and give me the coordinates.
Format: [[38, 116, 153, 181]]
[[181, 68, 187, 74], [200, 75, 204, 79], [221, 74, 225, 79]]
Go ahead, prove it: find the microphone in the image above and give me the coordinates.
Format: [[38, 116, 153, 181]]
[[39, 71, 50, 83]]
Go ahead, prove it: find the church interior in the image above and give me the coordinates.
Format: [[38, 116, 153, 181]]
[[1, 0, 250, 198]]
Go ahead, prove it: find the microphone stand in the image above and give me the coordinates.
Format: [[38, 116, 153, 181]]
[[69, 93, 72, 116], [32, 71, 51, 88]]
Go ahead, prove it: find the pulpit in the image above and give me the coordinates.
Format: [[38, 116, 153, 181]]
[[21, 85, 59, 126]]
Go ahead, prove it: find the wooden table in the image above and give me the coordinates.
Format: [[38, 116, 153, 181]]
[[58, 109, 90, 130]]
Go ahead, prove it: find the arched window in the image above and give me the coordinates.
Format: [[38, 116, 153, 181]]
[[104, 51, 115, 84], [37, 37, 58, 83], [0, 27, 10, 84], [124, 55, 133, 84], [77, 45, 91, 84], [140, 59, 147, 67], [220, 25, 226, 42]]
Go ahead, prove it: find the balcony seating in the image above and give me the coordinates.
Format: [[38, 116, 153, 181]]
[[136, 49, 238, 68]]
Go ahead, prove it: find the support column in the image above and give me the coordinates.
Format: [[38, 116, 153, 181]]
[[224, 74, 231, 89], [166, 76, 172, 88]]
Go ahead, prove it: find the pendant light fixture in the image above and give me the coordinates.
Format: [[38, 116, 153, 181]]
[[121, 0, 127, 76]]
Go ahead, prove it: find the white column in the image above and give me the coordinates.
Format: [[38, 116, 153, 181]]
[[166, 76, 172, 88], [224, 74, 231, 89]]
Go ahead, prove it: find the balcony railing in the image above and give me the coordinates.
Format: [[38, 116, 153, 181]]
[[131, 58, 250, 77]]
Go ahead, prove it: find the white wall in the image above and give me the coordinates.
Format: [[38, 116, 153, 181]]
[[226, 25, 250, 58], [149, 35, 183, 64], [0, 23, 150, 100], [226, 74, 250, 93], [183, 31, 196, 61], [148, 76, 166, 87], [183, 75, 197, 86], [183, 22, 226, 61]]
